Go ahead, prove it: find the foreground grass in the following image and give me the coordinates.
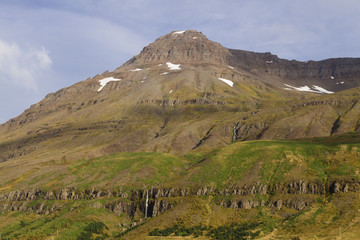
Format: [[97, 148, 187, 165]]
[[180, 137, 360, 188], [1, 194, 360, 239], [1, 133, 359, 192], [0, 133, 359, 239]]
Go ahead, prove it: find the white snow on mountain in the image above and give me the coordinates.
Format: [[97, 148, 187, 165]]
[[98, 77, 121, 91], [173, 30, 185, 35], [218, 78, 234, 87], [312, 85, 334, 94], [284, 84, 333, 94], [166, 62, 181, 70]]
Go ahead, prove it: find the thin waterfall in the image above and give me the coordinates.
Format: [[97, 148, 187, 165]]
[[232, 122, 239, 143], [145, 190, 149, 218]]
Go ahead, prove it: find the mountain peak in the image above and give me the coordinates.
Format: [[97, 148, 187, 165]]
[[124, 30, 232, 66]]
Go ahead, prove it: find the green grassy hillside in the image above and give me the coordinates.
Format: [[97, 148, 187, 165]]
[[0, 132, 359, 239]]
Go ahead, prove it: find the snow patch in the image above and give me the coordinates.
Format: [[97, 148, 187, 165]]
[[98, 77, 121, 91], [266, 61, 273, 64], [331, 76, 335, 79], [160, 72, 169, 75], [173, 30, 185, 35], [340, 81, 344, 84], [228, 66, 234, 69], [284, 84, 333, 94], [218, 78, 234, 87], [193, 37, 198, 39], [312, 85, 334, 94], [130, 68, 142, 72], [284, 84, 318, 93], [169, 90, 173, 94], [141, 81, 145, 83], [166, 62, 181, 70], [158, 64, 163, 66]]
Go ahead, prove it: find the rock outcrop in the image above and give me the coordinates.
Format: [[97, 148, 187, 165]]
[[137, 99, 226, 107], [124, 30, 232, 66], [230, 49, 360, 91], [1, 179, 359, 216]]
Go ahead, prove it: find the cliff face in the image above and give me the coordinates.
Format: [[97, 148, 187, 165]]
[[124, 31, 360, 93], [230, 49, 360, 92], [1, 179, 358, 216]]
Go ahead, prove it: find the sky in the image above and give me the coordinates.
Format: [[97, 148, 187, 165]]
[[0, 0, 359, 123]]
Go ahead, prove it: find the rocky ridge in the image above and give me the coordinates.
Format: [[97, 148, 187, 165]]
[[1, 179, 358, 216], [124, 30, 360, 92]]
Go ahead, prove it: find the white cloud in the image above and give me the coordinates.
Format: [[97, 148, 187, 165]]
[[0, 40, 52, 90]]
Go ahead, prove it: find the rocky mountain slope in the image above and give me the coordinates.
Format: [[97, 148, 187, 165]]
[[0, 30, 360, 239], [0, 30, 359, 164]]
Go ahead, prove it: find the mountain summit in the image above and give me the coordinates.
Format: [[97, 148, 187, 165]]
[[125, 30, 232, 66], [123, 30, 360, 93]]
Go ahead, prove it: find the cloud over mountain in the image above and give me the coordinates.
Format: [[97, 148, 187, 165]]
[[0, 39, 52, 90]]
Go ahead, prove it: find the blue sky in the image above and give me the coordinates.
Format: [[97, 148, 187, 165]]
[[0, 0, 359, 123]]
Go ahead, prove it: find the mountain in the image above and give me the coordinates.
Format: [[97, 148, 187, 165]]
[[1, 30, 360, 161], [0, 30, 360, 239]]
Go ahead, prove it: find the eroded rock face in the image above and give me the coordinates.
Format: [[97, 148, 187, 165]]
[[219, 198, 265, 210], [273, 180, 325, 195], [330, 180, 360, 193], [1, 180, 358, 203], [125, 30, 232, 66], [137, 99, 226, 106], [230, 49, 360, 91], [125, 29, 360, 91], [0, 179, 358, 216]]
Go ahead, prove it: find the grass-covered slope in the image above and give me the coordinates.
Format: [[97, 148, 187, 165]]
[[0, 132, 359, 239], [1, 132, 359, 192], [179, 135, 360, 188]]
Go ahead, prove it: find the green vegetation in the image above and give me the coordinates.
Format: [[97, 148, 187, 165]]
[[0, 201, 117, 240], [182, 139, 360, 188], [0, 133, 359, 239], [149, 221, 261, 239], [70, 152, 186, 189], [77, 222, 109, 240]]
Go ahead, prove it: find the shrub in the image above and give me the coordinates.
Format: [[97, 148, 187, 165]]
[[84, 222, 108, 234], [77, 231, 92, 240]]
